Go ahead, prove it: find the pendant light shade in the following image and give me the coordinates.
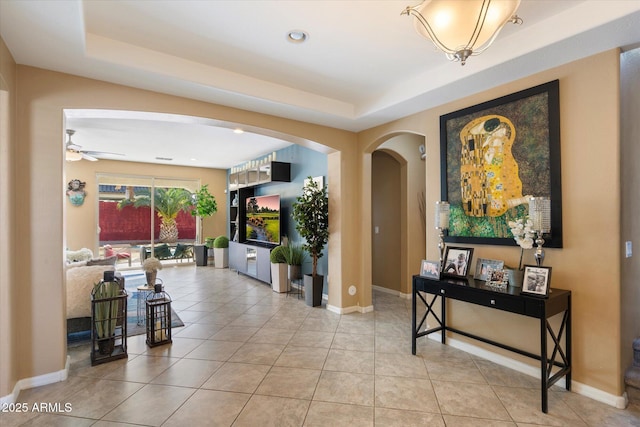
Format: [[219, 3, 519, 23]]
[[403, 0, 522, 65]]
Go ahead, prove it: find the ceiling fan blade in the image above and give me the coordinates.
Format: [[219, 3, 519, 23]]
[[81, 153, 99, 162], [82, 150, 125, 156], [67, 143, 82, 150]]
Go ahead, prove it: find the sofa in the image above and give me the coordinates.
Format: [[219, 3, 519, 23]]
[[65, 248, 119, 333]]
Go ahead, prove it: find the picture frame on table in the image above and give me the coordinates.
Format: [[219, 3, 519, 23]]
[[486, 267, 509, 288], [442, 247, 474, 278], [521, 265, 552, 297], [420, 260, 441, 280], [439, 80, 563, 248], [474, 258, 504, 281]]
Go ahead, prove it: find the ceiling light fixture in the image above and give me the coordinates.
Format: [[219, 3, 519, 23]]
[[233, 128, 244, 134], [402, 0, 522, 66], [287, 30, 308, 44]]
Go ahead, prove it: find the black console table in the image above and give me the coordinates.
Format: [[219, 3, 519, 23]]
[[412, 275, 571, 413]]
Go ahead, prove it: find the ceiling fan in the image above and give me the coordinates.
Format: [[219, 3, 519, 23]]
[[65, 129, 124, 162]]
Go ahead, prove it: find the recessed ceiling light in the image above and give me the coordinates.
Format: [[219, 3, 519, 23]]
[[287, 30, 308, 43], [233, 128, 244, 134]]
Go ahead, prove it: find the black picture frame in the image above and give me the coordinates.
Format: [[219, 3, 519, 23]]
[[442, 246, 474, 278], [420, 260, 441, 280], [440, 80, 562, 248], [521, 265, 552, 297]]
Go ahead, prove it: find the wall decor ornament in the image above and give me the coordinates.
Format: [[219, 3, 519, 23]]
[[440, 80, 562, 248], [66, 179, 86, 206]]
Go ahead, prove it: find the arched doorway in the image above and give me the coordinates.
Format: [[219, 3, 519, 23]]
[[369, 133, 426, 300], [371, 150, 402, 292]]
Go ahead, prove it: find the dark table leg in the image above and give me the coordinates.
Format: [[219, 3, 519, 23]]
[[412, 282, 417, 355], [541, 309, 548, 413]]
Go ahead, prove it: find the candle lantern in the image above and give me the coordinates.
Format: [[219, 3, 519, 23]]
[[91, 271, 128, 366], [434, 201, 450, 272], [145, 284, 172, 347]]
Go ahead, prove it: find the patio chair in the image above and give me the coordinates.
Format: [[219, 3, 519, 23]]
[[104, 245, 132, 266]]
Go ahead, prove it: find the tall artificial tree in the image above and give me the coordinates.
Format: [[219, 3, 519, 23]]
[[292, 177, 329, 277], [190, 184, 218, 244]]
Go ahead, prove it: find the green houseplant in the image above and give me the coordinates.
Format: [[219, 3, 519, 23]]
[[205, 236, 215, 263], [92, 279, 122, 355], [191, 184, 218, 265], [292, 177, 329, 306], [270, 245, 289, 293], [284, 243, 306, 282], [213, 235, 229, 268]]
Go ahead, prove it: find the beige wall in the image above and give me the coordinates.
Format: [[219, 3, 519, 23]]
[[372, 151, 401, 292], [0, 36, 17, 400], [4, 64, 359, 398], [359, 50, 624, 396], [620, 48, 640, 371], [377, 134, 427, 295], [64, 159, 228, 253], [1, 40, 634, 404]]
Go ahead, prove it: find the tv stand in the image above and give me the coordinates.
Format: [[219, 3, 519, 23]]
[[229, 241, 272, 284]]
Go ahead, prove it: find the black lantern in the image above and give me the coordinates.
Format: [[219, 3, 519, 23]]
[[145, 284, 172, 347], [91, 271, 128, 365]]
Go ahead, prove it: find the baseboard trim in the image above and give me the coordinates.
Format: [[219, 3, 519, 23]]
[[372, 285, 412, 300], [426, 333, 627, 408], [0, 356, 70, 405], [326, 303, 374, 314]]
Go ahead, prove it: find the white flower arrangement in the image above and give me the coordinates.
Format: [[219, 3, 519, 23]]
[[142, 257, 163, 273], [508, 217, 535, 249]]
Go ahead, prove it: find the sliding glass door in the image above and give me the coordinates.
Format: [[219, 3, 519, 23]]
[[97, 173, 199, 266]]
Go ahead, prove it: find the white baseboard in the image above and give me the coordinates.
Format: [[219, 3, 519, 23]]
[[0, 356, 70, 405], [426, 334, 627, 409], [372, 284, 412, 300], [326, 303, 374, 314]]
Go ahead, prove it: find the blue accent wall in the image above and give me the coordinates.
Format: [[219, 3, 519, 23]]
[[229, 144, 329, 281]]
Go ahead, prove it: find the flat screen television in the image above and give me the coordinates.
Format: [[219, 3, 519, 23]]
[[245, 194, 280, 245]]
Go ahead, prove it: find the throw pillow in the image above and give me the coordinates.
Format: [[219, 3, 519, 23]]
[[86, 256, 117, 266], [154, 244, 172, 259], [173, 243, 192, 259]]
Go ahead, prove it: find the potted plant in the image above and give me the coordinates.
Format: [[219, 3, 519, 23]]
[[213, 235, 229, 268], [92, 279, 122, 355], [191, 184, 218, 266], [205, 236, 215, 262], [270, 245, 289, 292], [292, 177, 329, 307], [284, 243, 305, 283]]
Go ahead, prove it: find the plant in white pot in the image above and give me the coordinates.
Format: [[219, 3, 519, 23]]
[[213, 235, 229, 268], [270, 245, 289, 293], [191, 184, 218, 266], [292, 177, 329, 307]]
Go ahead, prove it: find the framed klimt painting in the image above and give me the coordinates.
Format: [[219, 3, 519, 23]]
[[440, 80, 563, 248]]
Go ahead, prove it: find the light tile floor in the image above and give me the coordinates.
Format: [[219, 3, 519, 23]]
[[3, 266, 640, 426]]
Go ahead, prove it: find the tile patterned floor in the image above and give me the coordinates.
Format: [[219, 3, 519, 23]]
[[2, 266, 639, 426]]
